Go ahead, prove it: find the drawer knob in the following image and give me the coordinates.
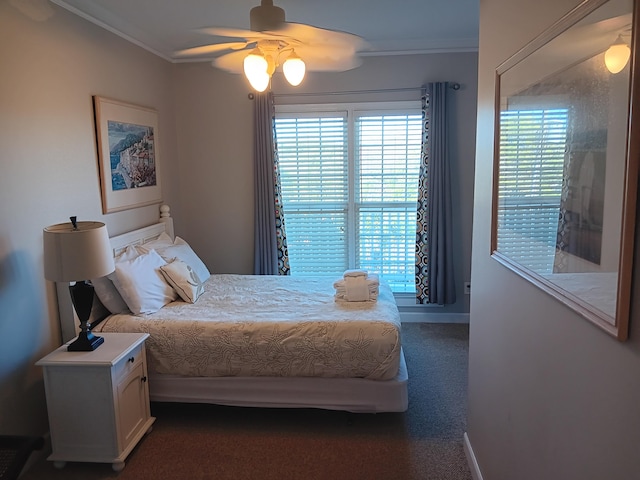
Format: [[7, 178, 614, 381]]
[[141, 376, 147, 383], [128, 357, 135, 363]]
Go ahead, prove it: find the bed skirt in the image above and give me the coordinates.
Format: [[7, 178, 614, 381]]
[[148, 349, 408, 413]]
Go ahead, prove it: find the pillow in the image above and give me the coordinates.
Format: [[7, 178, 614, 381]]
[[159, 259, 204, 303], [91, 245, 140, 314], [139, 236, 210, 283], [91, 276, 129, 314], [140, 232, 173, 250], [113, 249, 178, 315], [173, 236, 211, 281]]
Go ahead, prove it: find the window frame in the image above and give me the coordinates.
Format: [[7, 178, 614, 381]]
[[275, 100, 422, 292]]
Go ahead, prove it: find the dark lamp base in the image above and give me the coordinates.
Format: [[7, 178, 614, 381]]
[[67, 331, 104, 352]]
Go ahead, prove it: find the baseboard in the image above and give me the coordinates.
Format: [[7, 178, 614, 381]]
[[400, 311, 470, 323], [464, 432, 484, 480]]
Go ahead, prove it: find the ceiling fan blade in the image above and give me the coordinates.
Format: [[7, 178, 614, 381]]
[[185, 3, 370, 74], [196, 26, 279, 41], [213, 50, 250, 74], [175, 42, 249, 57], [277, 23, 369, 51], [293, 44, 364, 72], [212, 44, 362, 74]]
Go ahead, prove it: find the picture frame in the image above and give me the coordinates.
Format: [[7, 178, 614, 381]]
[[491, 0, 639, 341], [93, 96, 162, 213]]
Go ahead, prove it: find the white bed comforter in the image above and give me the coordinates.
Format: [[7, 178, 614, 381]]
[[94, 274, 402, 380]]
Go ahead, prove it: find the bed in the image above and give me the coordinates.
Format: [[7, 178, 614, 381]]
[[84, 207, 408, 413]]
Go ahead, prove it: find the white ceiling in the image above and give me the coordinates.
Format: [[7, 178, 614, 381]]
[[47, 0, 479, 62]]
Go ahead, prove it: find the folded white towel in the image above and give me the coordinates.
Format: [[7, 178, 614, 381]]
[[333, 274, 379, 290], [344, 275, 370, 301], [333, 273, 379, 302], [343, 269, 368, 278]]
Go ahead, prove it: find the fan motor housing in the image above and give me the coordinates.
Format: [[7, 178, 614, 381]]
[[250, 0, 285, 31]]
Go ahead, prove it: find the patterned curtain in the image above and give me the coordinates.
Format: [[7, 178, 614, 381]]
[[415, 83, 456, 304], [272, 111, 290, 275], [253, 91, 290, 275]]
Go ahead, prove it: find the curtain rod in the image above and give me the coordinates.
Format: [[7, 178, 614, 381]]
[[271, 83, 460, 98]]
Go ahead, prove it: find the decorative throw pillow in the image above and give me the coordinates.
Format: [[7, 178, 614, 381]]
[[139, 236, 211, 283], [113, 249, 178, 315], [160, 258, 204, 303], [174, 237, 211, 281]]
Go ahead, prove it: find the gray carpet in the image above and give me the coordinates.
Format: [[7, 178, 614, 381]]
[[21, 323, 471, 480]]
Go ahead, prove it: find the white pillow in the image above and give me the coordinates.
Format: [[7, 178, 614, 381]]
[[160, 259, 204, 303], [91, 245, 140, 314], [114, 249, 178, 315], [140, 236, 210, 283], [140, 232, 173, 250], [174, 237, 211, 281]]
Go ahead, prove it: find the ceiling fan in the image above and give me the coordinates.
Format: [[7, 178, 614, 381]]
[[175, 0, 369, 91]]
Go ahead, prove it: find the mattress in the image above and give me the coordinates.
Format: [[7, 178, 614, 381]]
[[94, 274, 402, 380]]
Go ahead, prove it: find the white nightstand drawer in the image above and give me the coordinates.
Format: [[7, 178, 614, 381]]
[[113, 343, 144, 382]]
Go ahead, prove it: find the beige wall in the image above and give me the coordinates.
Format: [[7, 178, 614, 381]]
[[467, 0, 640, 478], [172, 64, 256, 274], [0, 2, 178, 436]]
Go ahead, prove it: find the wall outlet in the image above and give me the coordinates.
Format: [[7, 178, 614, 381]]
[[464, 282, 471, 295]]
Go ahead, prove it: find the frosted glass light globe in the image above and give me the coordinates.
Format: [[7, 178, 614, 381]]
[[283, 54, 306, 86], [604, 37, 631, 74], [244, 50, 270, 91]]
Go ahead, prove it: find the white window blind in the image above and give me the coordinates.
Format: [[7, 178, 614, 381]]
[[355, 113, 422, 291], [497, 108, 569, 272], [276, 113, 349, 274], [275, 102, 422, 292]]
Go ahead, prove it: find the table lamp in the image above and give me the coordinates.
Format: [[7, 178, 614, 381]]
[[44, 217, 115, 351]]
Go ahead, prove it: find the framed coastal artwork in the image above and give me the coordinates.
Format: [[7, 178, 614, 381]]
[[93, 96, 162, 213]]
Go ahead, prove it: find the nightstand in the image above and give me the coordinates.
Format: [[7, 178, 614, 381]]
[[36, 332, 155, 472]]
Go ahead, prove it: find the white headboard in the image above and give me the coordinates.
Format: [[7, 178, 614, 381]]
[[109, 204, 175, 256], [110, 223, 168, 256]]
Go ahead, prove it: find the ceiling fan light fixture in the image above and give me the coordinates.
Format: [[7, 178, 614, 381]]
[[189, 1, 367, 92], [244, 48, 271, 90], [283, 51, 306, 86], [605, 35, 631, 74]]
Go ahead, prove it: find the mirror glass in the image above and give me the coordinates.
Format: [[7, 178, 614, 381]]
[[492, 0, 637, 339]]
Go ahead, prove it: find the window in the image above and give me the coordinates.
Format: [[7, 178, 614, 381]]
[[275, 102, 422, 292], [497, 107, 569, 272]]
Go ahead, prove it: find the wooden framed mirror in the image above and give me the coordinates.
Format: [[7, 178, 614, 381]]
[[492, 0, 639, 340]]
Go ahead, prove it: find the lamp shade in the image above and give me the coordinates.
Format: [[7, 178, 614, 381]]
[[43, 221, 114, 282]]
